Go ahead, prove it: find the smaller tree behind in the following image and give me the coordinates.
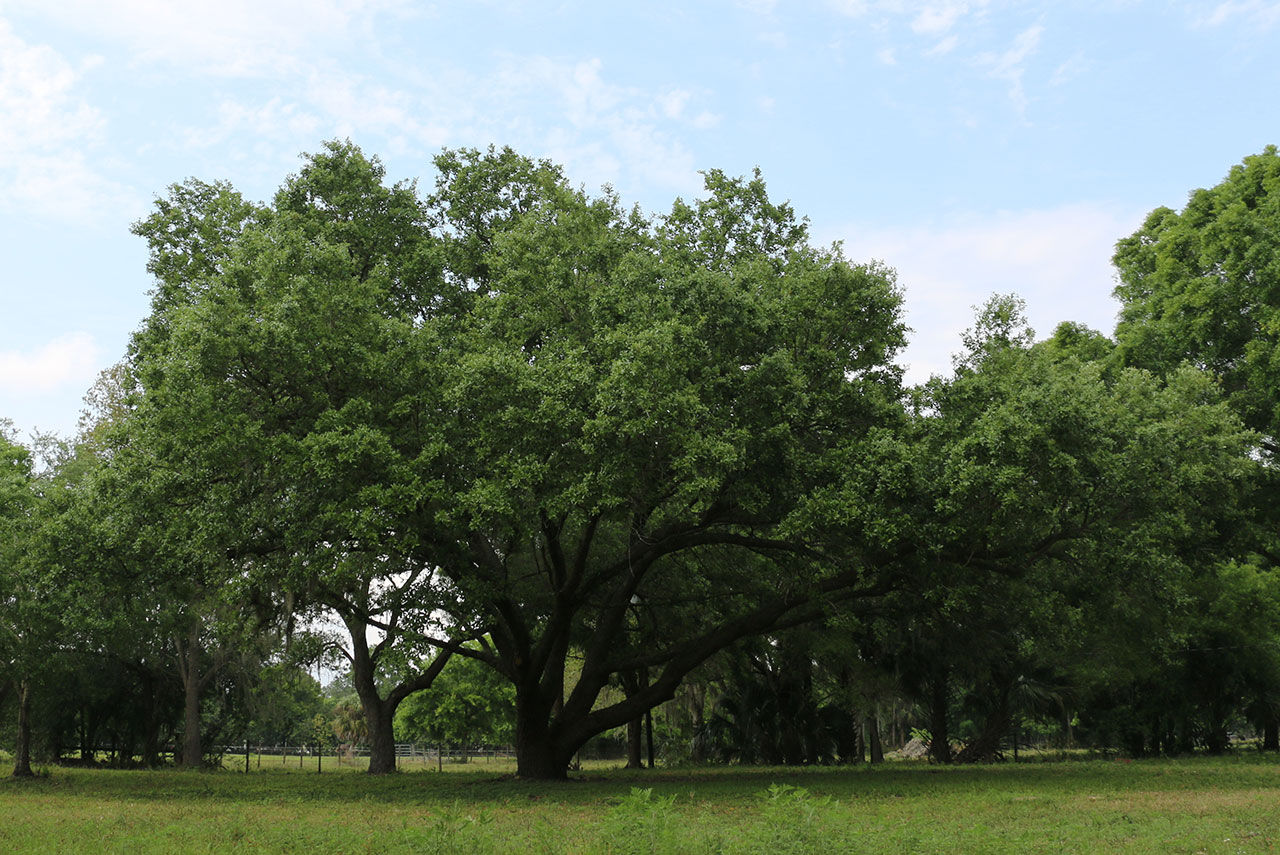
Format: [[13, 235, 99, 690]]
[[395, 653, 515, 759]]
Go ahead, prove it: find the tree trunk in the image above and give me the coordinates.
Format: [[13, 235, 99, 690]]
[[1264, 719, 1279, 752], [179, 630, 204, 770], [514, 684, 570, 779], [515, 735, 570, 780], [868, 713, 884, 764], [645, 708, 655, 769], [626, 717, 643, 769], [928, 670, 952, 764], [955, 681, 1011, 763], [851, 711, 866, 764], [13, 679, 34, 778], [363, 699, 397, 774]]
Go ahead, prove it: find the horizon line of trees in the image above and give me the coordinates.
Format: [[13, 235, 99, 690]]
[[3, 142, 1279, 778]]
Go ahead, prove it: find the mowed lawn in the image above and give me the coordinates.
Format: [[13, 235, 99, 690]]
[[2, 755, 1278, 854]]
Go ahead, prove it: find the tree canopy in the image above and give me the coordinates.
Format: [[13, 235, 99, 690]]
[[124, 140, 911, 777]]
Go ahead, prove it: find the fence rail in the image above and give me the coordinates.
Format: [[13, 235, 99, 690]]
[[216, 743, 517, 769]]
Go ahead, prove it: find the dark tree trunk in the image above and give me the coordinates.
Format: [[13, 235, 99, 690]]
[[363, 699, 397, 774], [928, 670, 952, 764], [1264, 719, 1279, 752], [514, 688, 570, 779], [13, 679, 34, 778], [626, 717, 643, 769], [645, 709, 655, 769], [867, 713, 884, 764], [852, 712, 866, 764], [142, 709, 162, 768], [515, 735, 570, 780], [955, 680, 1012, 763]]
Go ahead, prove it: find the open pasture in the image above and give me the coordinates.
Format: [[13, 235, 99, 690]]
[[2, 756, 1278, 854]]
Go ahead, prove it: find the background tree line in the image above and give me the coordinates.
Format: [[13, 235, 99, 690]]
[[2, 143, 1278, 778]]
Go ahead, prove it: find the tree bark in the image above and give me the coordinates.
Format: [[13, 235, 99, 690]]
[[626, 718, 643, 769], [363, 699, 397, 774], [928, 669, 952, 764], [1264, 718, 1279, 752], [12, 679, 34, 778], [645, 708, 655, 769], [515, 691, 570, 778], [179, 628, 204, 769], [867, 712, 884, 764]]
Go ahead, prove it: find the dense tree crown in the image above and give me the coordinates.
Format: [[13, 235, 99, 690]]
[[123, 141, 912, 777], [1114, 145, 1280, 448]]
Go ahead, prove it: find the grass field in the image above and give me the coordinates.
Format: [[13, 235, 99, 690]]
[[2, 754, 1278, 854]]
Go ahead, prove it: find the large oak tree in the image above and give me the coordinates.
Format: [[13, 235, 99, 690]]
[[129, 141, 909, 778]]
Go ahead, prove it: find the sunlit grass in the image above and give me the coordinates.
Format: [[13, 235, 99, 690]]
[[2, 754, 1278, 853]]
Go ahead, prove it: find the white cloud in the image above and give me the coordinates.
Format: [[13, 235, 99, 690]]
[[826, 203, 1144, 382], [1049, 52, 1089, 87], [911, 2, 968, 36], [0, 20, 133, 220], [4, 0, 409, 76], [691, 111, 721, 130], [976, 24, 1043, 116], [491, 56, 703, 198], [926, 34, 959, 55], [0, 333, 101, 396], [878, 47, 898, 64], [827, 0, 870, 15], [657, 89, 691, 119], [182, 97, 322, 149], [1197, 1, 1280, 29]]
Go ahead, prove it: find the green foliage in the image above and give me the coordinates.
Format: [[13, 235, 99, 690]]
[[394, 654, 514, 747], [1114, 145, 1280, 444]]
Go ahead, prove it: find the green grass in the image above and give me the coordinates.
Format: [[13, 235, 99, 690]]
[[2, 755, 1278, 853]]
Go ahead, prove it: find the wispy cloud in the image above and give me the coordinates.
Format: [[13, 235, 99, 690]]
[[911, 2, 969, 36], [3, 0, 408, 76], [1196, 1, 1280, 29], [976, 24, 1043, 117], [0, 20, 132, 220], [0, 332, 101, 396]]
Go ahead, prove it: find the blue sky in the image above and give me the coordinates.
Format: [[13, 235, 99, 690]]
[[2, 0, 1278, 440]]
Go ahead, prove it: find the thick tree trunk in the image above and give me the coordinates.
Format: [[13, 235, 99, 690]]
[[363, 699, 397, 774], [179, 631, 204, 770], [515, 735, 570, 780], [1264, 719, 1279, 752], [514, 684, 571, 779], [13, 679, 34, 778]]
